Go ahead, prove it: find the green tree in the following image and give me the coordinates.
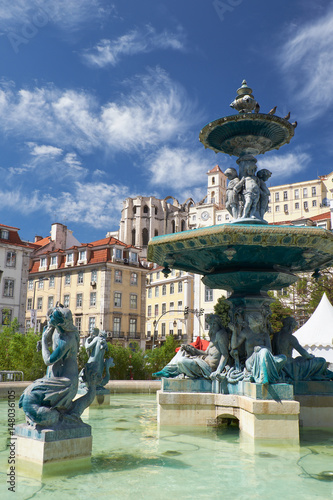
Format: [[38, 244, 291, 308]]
[[213, 296, 231, 328], [144, 335, 181, 378], [268, 296, 293, 333]]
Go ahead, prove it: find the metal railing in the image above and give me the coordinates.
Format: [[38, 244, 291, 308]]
[[0, 371, 24, 382]]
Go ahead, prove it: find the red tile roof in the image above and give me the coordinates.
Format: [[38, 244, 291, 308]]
[[207, 165, 222, 174], [309, 211, 331, 221]]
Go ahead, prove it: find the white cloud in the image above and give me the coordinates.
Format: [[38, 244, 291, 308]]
[[82, 25, 186, 67], [280, 7, 333, 121], [0, 181, 130, 229], [258, 151, 311, 181], [27, 142, 63, 157], [0, 68, 200, 154], [0, 1, 111, 32], [147, 146, 215, 191]]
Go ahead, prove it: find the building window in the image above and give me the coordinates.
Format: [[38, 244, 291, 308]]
[[88, 317, 96, 334], [115, 248, 122, 260], [1, 229, 9, 240], [275, 192, 280, 202], [38, 278, 45, 289], [50, 255, 57, 266], [155, 286, 159, 297], [40, 257, 47, 268], [113, 317, 121, 334], [75, 317, 81, 334], [192, 215, 196, 222], [3, 279, 14, 297], [130, 294, 137, 309], [178, 282, 183, 293], [129, 318, 137, 337], [178, 301, 182, 309], [6, 251, 16, 268], [162, 284, 166, 295], [91, 270, 97, 283], [27, 298, 32, 310], [114, 292, 122, 307], [115, 270, 122, 283], [49, 275, 55, 288], [275, 205, 280, 212], [90, 292, 96, 307], [295, 202, 300, 209], [79, 249, 86, 261], [170, 283, 174, 294], [294, 189, 299, 199], [169, 322, 174, 335], [312, 186, 317, 196], [37, 297, 43, 310], [267, 206, 271, 213], [48, 296, 54, 310], [312, 200, 317, 207], [284, 204, 288, 212], [64, 295, 70, 307], [283, 191, 288, 200], [304, 201, 308, 210], [129, 252, 138, 263], [130, 272, 138, 285], [65, 273, 71, 285], [147, 305, 152, 317], [169, 301, 174, 311], [66, 253, 74, 264], [148, 288, 152, 299], [28, 279, 33, 290], [217, 215, 222, 221], [154, 304, 159, 317], [162, 303, 166, 314], [205, 286, 213, 302], [76, 293, 83, 308], [2, 309, 12, 325], [161, 323, 166, 337], [78, 272, 84, 284], [303, 188, 308, 198]]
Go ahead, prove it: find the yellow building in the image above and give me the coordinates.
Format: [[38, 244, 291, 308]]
[[145, 266, 195, 346], [265, 171, 333, 225], [25, 224, 148, 348]]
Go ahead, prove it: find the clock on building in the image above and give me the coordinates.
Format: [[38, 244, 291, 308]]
[[201, 211, 210, 221]]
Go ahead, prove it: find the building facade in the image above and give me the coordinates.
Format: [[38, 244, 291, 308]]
[[145, 266, 195, 346], [0, 223, 35, 331], [25, 224, 148, 348]]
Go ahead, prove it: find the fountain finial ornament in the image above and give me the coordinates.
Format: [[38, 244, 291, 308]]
[[230, 79, 259, 114]]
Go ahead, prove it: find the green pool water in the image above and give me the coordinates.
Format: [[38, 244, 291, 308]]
[[1, 395, 332, 499]]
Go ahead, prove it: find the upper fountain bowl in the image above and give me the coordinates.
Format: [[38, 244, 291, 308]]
[[199, 113, 295, 157]]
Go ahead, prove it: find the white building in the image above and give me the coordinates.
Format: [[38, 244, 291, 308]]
[[0, 223, 35, 331]]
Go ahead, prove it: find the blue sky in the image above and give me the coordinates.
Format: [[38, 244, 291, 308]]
[[0, 0, 332, 243]]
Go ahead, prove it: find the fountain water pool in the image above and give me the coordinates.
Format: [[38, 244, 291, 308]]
[[1, 395, 333, 499]]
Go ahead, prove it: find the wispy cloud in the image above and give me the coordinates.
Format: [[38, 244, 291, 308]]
[[280, 6, 333, 121], [82, 25, 186, 67], [0, 181, 131, 229], [147, 146, 215, 192], [258, 151, 311, 181], [0, 68, 200, 154], [0, 0, 112, 32]]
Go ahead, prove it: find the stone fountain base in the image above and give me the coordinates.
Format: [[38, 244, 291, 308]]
[[15, 423, 92, 474], [157, 379, 333, 440]]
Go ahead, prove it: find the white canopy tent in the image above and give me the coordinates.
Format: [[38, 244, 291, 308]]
[[293, 293, 333, 363]]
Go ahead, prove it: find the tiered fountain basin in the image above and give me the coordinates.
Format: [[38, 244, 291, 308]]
[[147, 223, 333, 296], [199, 113, 295, 156]]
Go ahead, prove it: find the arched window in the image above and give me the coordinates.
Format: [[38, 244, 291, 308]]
[[133, 206, 136, 215], [212, 176, 215, 185], [132, 229, 136, 246], [142, 228, 149, 246], [171, 220, 175, 233], [143, 205, 149, 214], [155, 207, 158, 215], [211, 191, 215, 204], [181, 220, 186, 231], [154, 229, 158, 237]]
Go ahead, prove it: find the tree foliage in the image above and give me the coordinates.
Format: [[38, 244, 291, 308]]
[[213, 296, 231, 328], [268, 295, 293, 333]]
